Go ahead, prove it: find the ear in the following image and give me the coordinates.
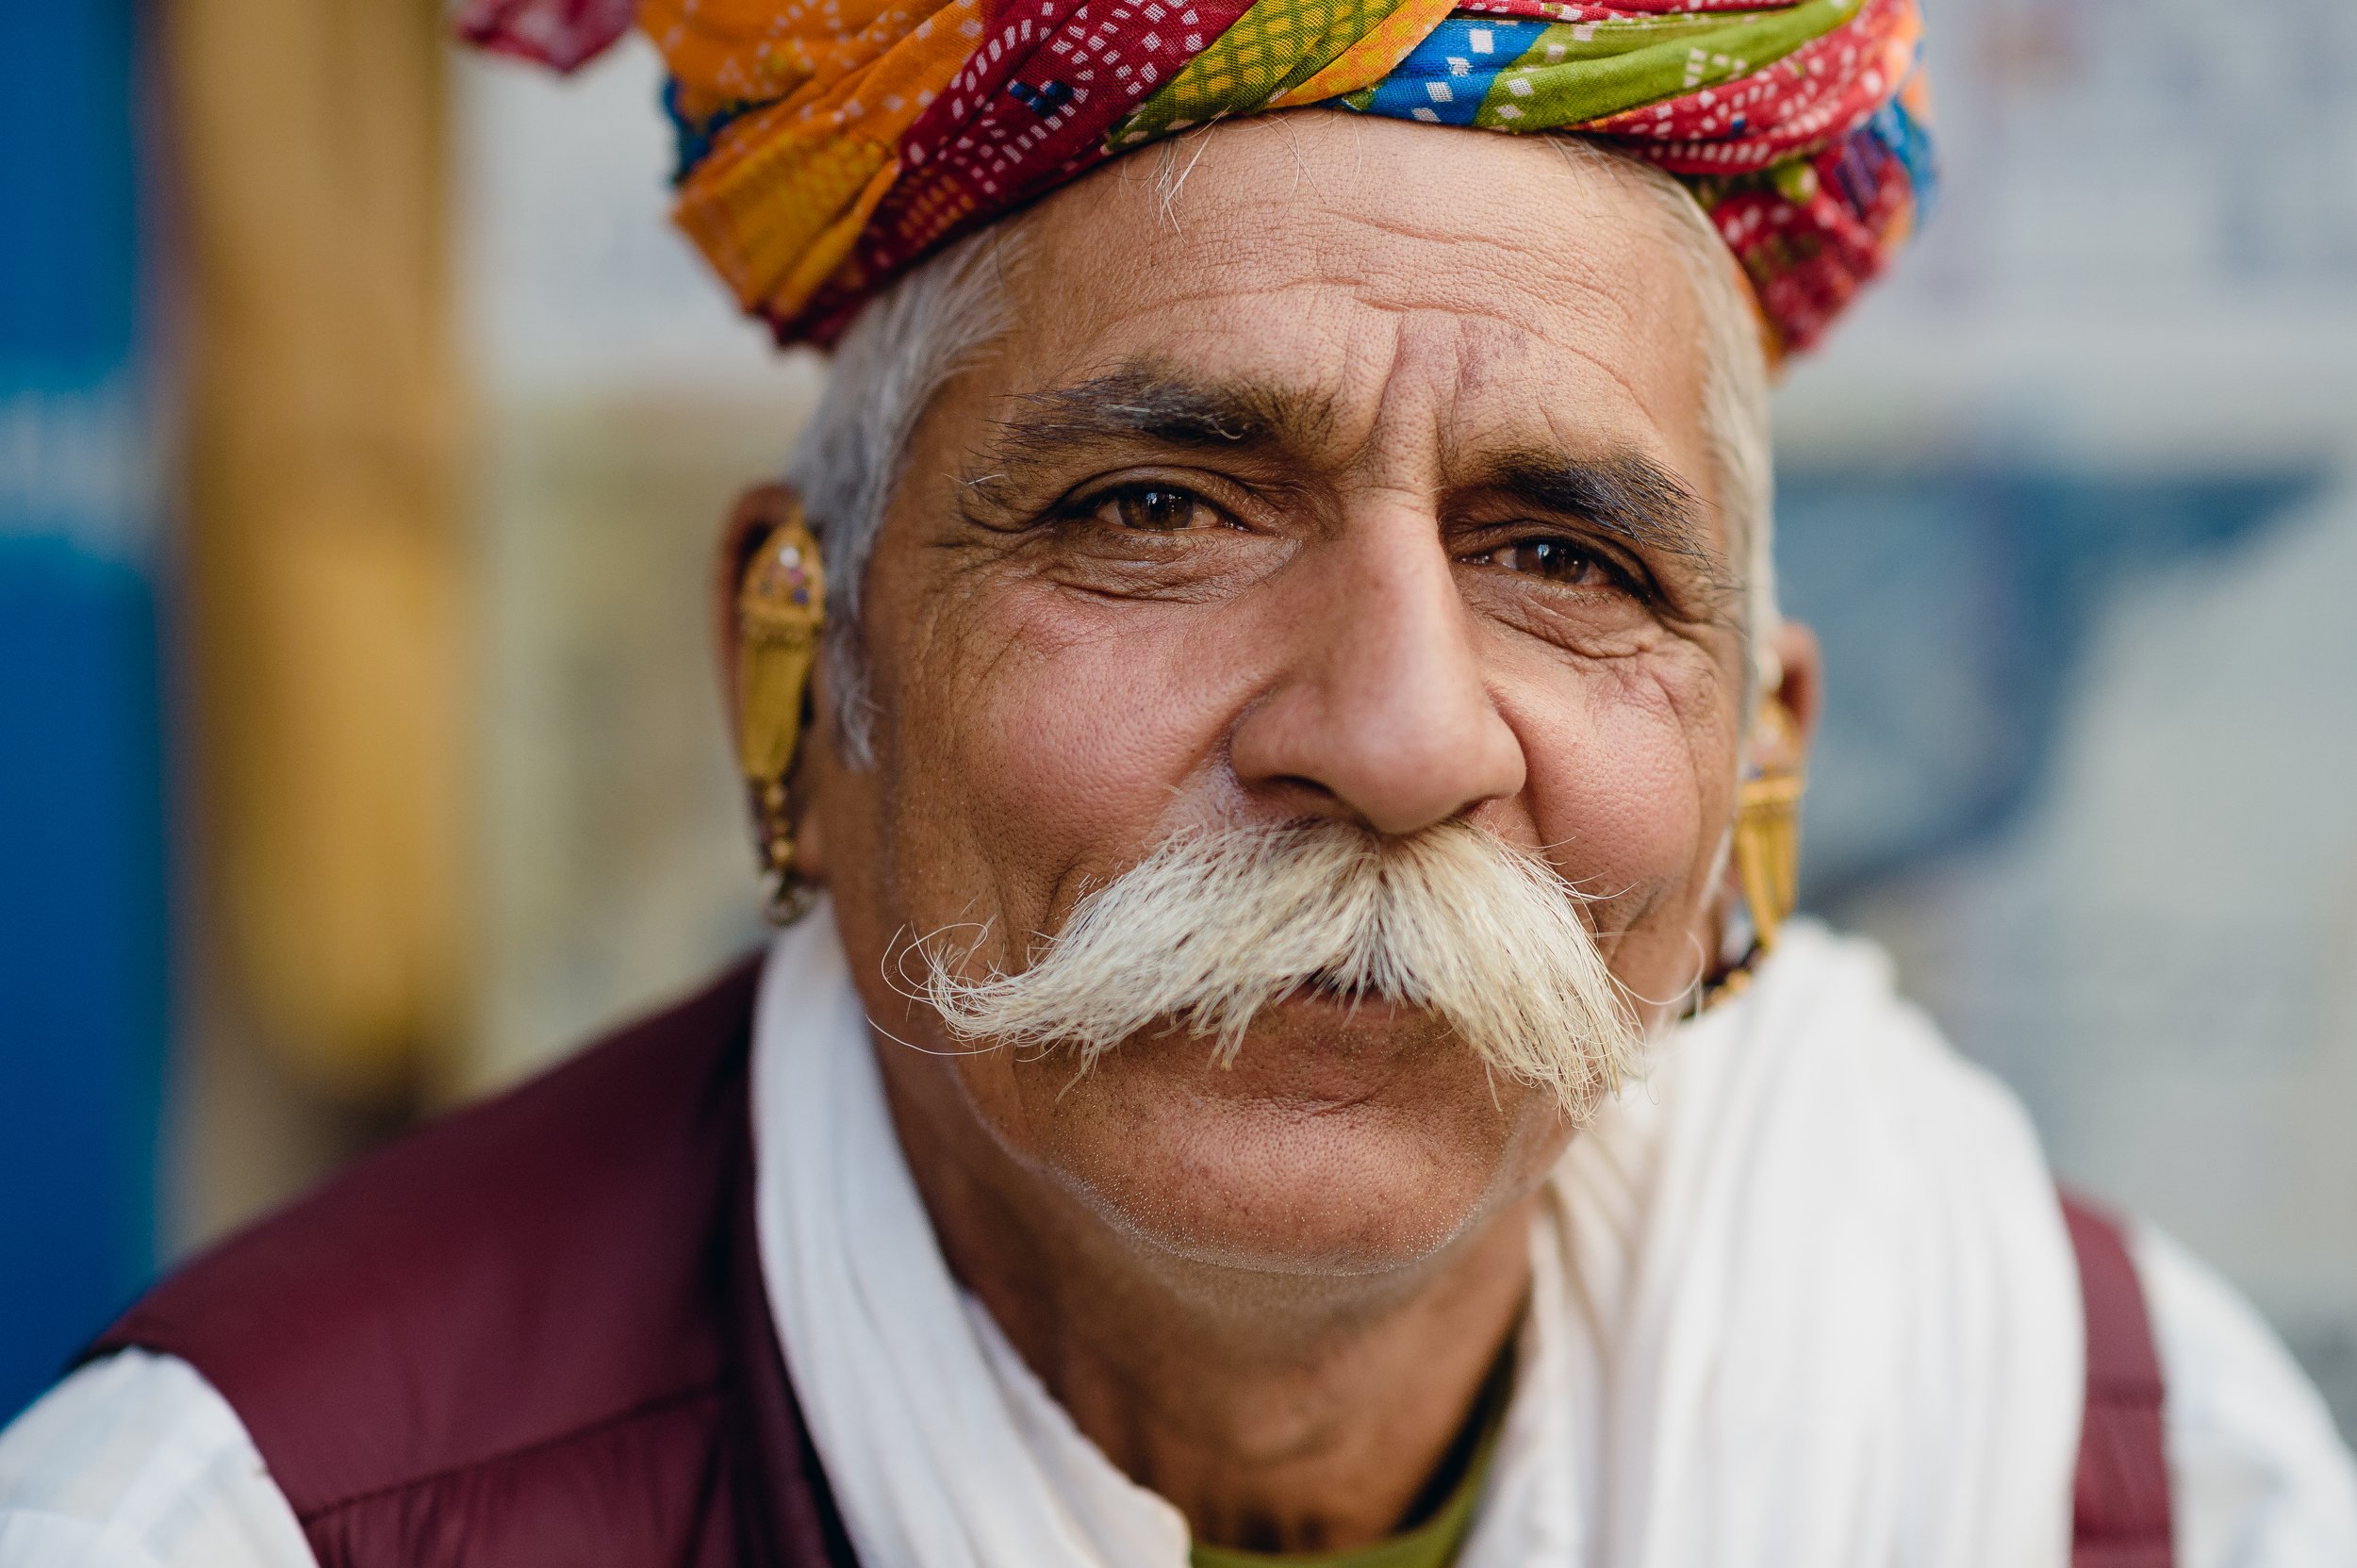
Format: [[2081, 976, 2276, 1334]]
[[1757, 619, 1822, 763]]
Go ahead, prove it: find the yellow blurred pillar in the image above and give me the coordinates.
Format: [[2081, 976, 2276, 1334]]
[[170, 0, 467, 1107]]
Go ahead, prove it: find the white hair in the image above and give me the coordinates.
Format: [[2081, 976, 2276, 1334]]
[[910, 817, 1644, 1120], [784, 133, 1777, 766]]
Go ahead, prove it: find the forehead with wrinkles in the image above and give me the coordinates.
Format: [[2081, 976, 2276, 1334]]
[[940, 111, 1725, 550]]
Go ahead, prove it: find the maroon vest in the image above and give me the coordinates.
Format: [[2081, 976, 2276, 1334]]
[[94, 962, 2172, 1567]]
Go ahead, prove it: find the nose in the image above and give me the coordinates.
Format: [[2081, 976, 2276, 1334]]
[[1229, 507, 1525, 835]]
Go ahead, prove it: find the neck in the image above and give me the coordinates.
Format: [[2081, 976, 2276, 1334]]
[[875, 1036, 1536, 1557]]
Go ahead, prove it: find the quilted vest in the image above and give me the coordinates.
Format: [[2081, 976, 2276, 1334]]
[[92, 961, 2172, 1567]]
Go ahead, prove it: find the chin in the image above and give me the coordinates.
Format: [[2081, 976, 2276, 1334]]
[[1014, 1001, 1572, 1278]]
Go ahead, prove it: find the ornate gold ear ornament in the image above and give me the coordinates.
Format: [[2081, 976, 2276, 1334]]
[[1732, 696, 1805, 955], [1696, 696, 1805, 1013], [735, 504, 827, 923]]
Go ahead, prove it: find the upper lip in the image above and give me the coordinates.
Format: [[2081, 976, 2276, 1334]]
[[1280, 973, 1402, 1013]]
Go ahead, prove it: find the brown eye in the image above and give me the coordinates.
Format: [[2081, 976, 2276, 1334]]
[[1104, 485, 1212, 532], [1478, 537, 1615, 586]]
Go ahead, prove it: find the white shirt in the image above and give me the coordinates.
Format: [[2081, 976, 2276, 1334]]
[[4, 1229, 2349, 1568], [7, 928, 2354, 1567]]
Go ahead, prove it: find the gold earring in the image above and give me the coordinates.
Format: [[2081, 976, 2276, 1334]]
[[1733, 697, 1805, 953], [735, 503, 827, 923]]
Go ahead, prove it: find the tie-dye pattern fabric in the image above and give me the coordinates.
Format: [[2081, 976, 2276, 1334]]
[[459, 0, 1933, 355]]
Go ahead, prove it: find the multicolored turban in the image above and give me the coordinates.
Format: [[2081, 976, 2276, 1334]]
[[459, 0, 1933, 355]]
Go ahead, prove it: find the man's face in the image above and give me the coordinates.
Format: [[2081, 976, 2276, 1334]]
[[808, 113, 1752, 1276]]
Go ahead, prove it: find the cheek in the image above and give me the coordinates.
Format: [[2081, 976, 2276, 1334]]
[[891, 585, 1261, 933], [1506, 651, 1737, 946]]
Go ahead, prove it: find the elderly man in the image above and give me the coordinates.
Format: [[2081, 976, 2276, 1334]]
[[5, 0, 2354, 1564]]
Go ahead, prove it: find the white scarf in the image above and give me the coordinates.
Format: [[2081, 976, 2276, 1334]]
[[752, 904, 2083, 1568]]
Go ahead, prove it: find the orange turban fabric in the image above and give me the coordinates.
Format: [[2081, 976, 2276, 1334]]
[[462, 0, 1933, 353]]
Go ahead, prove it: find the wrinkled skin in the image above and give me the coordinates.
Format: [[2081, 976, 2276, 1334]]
[[721, 112, 1820, 1554]]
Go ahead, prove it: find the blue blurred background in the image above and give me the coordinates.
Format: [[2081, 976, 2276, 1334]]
[[4, 0, 2355, 1435], [0, 0, 169, 1425]]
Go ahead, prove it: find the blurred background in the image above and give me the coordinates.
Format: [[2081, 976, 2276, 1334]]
[[2, 0, 2352, 1433]]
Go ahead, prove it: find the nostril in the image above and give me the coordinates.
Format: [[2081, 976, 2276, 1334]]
[[1266, 775, 1341, 805]]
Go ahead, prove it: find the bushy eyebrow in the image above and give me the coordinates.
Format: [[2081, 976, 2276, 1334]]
[[958, 364, 1734, 593], [959, 363, 1331, 507], [1475, 450, 1723, 577]]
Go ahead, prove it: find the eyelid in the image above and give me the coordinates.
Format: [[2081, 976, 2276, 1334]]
[[1057, 470, 1261, 531], [1454, 523, 1657, 598]]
